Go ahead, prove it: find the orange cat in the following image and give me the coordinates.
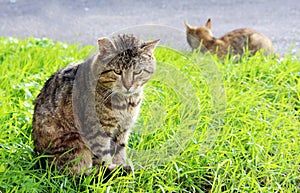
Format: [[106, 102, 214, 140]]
[[185, 18, 274, 58]]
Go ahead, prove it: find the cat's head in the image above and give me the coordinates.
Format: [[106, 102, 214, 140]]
[[185, 18, 213, 50], [97, 34, 159, 96]]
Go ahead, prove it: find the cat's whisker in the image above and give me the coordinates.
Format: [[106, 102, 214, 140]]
[[103, 90, 116, 103]]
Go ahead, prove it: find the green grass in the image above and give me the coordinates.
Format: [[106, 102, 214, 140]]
[[0, 37, 299, 192]]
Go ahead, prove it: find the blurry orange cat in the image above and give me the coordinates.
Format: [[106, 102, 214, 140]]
[[185, 18, 274, 58]]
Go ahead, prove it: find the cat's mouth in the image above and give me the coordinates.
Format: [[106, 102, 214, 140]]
[[122, 91, 135, 96], [121, 88, 141, 97]]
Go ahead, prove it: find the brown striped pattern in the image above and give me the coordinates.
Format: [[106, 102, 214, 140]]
[[185, 19, 274, 58], [32, 34, 158, 176]]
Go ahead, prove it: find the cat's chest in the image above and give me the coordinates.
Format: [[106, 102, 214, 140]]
[[99, 94, 142, 123], [103, 96, 142, 135], [112, 97, 141, 119]]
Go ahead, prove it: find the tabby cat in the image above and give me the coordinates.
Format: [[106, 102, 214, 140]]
[[32, 34, 159, 176], [185, 18, 274, 58]]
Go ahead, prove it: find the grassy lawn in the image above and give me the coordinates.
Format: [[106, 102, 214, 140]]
[[0, 37, 299, 192]]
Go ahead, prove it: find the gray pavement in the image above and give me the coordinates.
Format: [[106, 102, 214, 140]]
[[0, 0, 299, 55]]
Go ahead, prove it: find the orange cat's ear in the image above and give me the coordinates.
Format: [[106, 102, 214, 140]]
[[205, 18, 212, 29], [141, 39, 160, 54], [97, 37, 116, 55], [184, 21, 192, 29]]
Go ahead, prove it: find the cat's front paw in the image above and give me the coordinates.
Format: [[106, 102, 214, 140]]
[[107, 163, 118, 171], [121, 164, 132, 173], [107, 164, 132, 175]]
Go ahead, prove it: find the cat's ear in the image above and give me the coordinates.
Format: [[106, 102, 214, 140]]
[[97, 37, 117, 55], [184, 21, 192, 29], [141, 39, 160, 54], [205, 18, 212, 29]]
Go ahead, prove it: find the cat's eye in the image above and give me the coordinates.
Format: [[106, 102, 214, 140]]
[[113, 69, 122, 75], [133, 69, 143, 75]]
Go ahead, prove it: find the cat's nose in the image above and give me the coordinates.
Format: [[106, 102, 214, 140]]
[[122, 72, 133, 91], [122, 79, 133, 91], [124, 84, 132, 91]]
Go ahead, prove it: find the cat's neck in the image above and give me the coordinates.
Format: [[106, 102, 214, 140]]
[[202, 36, 218, 50], [97, 86, 142, 101]]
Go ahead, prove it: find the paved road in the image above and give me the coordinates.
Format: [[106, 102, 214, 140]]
[[1, 0, 299, 55]]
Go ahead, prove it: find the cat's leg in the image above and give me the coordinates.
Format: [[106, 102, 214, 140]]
[[82, 124, 116, 169], [111, 130, 132, 172], [46, 132, 93, 176], [88, 138, 117, 171]]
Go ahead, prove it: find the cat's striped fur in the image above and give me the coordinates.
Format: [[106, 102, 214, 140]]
[[32, 34, 159, 175], [185, 18, 274, 58]]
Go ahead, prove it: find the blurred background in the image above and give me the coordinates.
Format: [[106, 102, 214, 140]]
[[0, 0, 299, 55]]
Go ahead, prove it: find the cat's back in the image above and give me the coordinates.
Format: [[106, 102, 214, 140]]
[[34, 63, 79, 114], [32, 62, 81, 152], [219, 28, 273, 55], [219, 28, 257, 44]]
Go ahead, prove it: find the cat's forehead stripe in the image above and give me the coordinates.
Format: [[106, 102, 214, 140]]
[[112, 34, 143, 52], [107, 48, 140, 69]]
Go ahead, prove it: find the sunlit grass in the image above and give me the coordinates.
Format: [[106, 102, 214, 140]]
[[0, 37, 299, 192]]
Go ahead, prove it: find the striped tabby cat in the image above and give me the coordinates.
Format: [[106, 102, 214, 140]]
[[185, 18, 274, 58], [32, 34, 159, 175]]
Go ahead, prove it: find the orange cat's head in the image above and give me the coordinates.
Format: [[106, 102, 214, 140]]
[[184, 18, 213, 50]]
